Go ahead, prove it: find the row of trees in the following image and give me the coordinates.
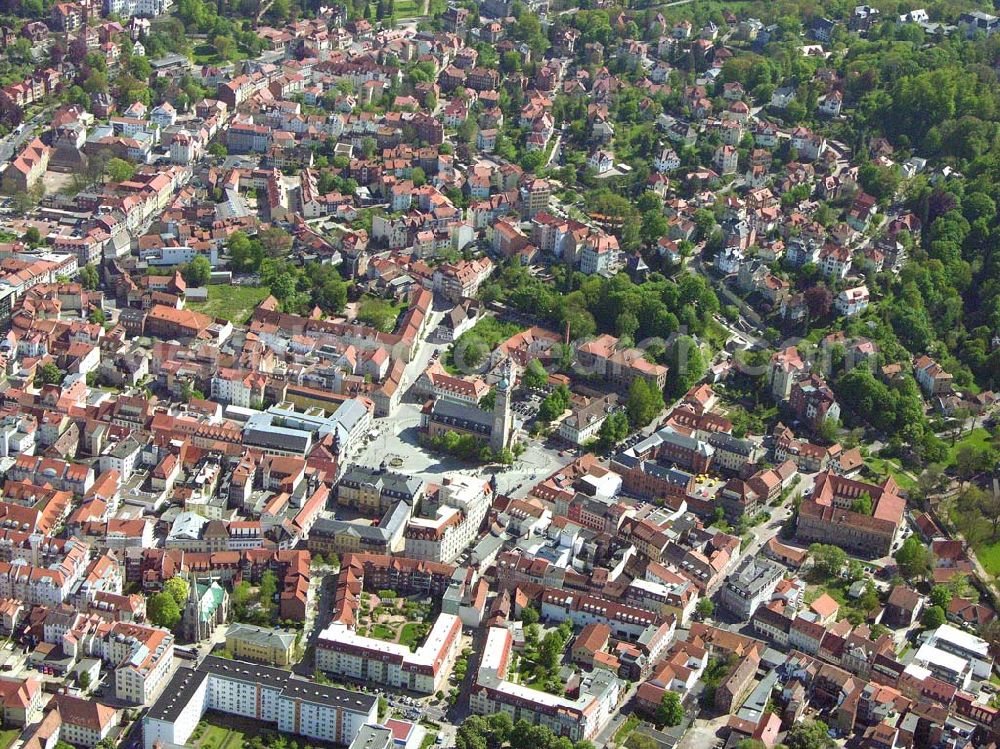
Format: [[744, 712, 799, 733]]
[[456, 712, 594, 749], [426, 430, 516, 465]]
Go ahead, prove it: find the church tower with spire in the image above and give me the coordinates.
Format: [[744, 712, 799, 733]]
[[181, 570, 202, 642], [490, 359, 514, 453]]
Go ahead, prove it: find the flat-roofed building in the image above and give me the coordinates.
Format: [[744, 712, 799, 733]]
[[143, 656, 378, 749]]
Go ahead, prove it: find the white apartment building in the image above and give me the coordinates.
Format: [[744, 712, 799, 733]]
[[315, 613, 461, 694], [106, 623, 175, 704], [144, 656, 379, 749], [0, 414, 35, 457], [170, 131, 201, 165], [103, 0, 171, 18], [719, 556, 784, 619], [211, 368, 266, 408], [404, 475, 492, 563], [835, 285, 870, 317], [0, 538, 90, 606], [471, 628, 623, 741], [99, 437, 143, 482], [45, 613, 174, 705]]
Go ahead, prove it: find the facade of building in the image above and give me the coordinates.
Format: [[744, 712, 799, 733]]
[[471, 627, 623, 741], [795, 472, 904, 558], [225, 623, 296, 666], [315, 612, 462, 694], [719, 556, 784, 619], [181, 577, 230, 642], [144, 656, 379, 749], [404, 475, 492, 564]]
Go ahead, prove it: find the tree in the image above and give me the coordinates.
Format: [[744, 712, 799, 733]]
[[148, 591, 181, 630], [784, 720, 834, 749], [259, 570, 278, 612], [804, 284, 833, 320], [597, 411, 630, 451], [537, 385, 571, 423], [981, 618, 1000, 658], [955, 443, 996, 480], [411, 167, 426, 187], [260, 227, 294, 257], [213, 34, 236, 61], [231, 580, 252, 610], [22, 227, 41, 245], [930, 585, 952, 609], [79, 671, 91, 691], [921, 605, 946, 629], [895, 536, 930, 580], [35, 362, 64, 387], [479, 389, 496, 412], [163, 576, 190, 607], [626, 378, 664, 428], [640, 210, 669, 248], [522, 359, 548, 390], [858, 585, 880, 613], [228, 230, 264, 272], [538, 631, 564, 672], [695, 598, 714, 620], [270, 273, 297, 301], [656, 692, 683, 728], [183, 255, 212, 286], [357, 298, 399, 332], [79, 264, 100, 290], [809, 543, 847, 578], [663, 336, 705, 398], [850, 492, 873, 516], [107, 157, 136, 182], [520, 606, 539, 625]]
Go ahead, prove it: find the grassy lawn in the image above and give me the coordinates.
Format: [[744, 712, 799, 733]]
[[0, 728, 18, 749], [419, 734, 437, 749], [192, 43, 249, 65], [803, 571, 877, 625], [370, 623, 396, 641], [399, 622, 425, 649], [448, 316, 524, 371], [188, 285, 270, 324], [197, 723, 245, 749], [395, 0, 420, 14], [947, 496, 1000, 576], [972, 536, 1000, 577], [944, 427, 994, 467], [356, 296, 406, 333], [865, 456, 917, 492]]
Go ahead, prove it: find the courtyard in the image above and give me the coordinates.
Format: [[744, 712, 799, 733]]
[[354, 592, 434, 651], [192, 713, 250, 749]]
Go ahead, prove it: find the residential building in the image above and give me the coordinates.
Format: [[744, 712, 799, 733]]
[[143, 656, 378, 749], [471, 627, 623, 741], [719, 557, 784, 619]]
